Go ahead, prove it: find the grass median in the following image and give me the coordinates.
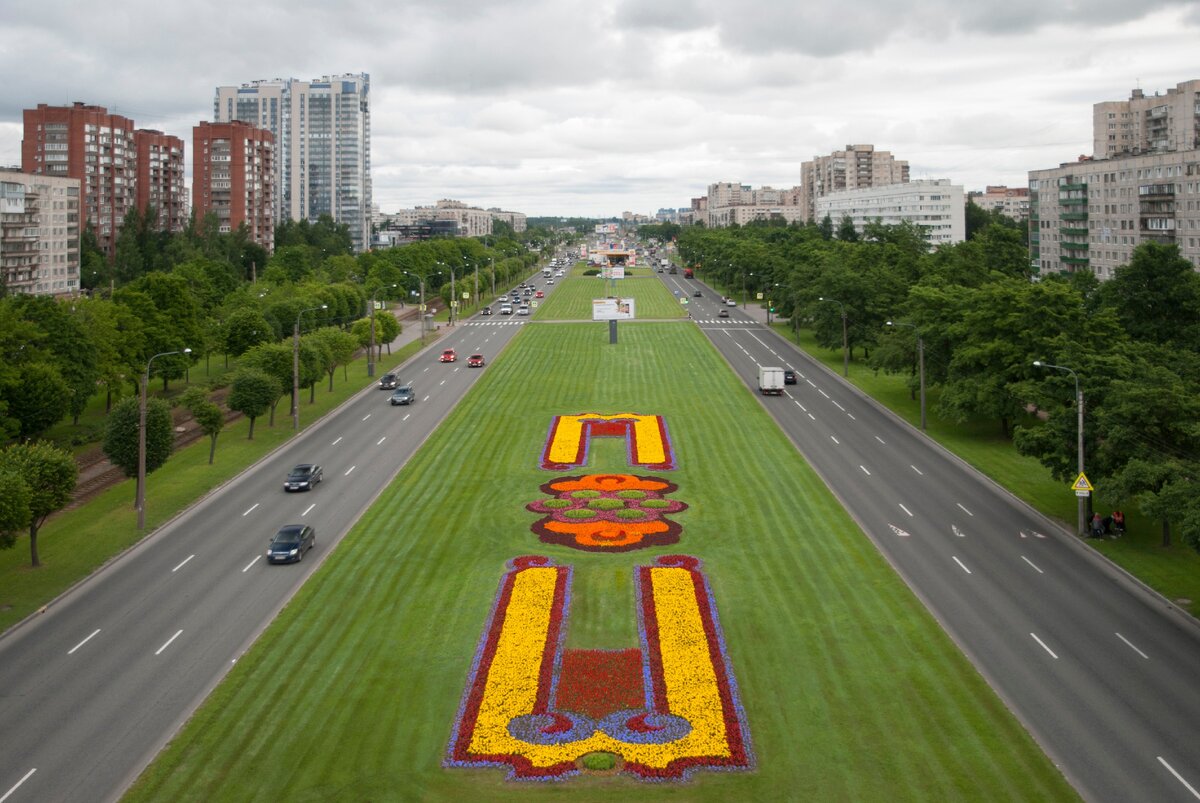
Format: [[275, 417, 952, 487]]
[[126, 322, 1075, 801], [535, 267, 687, 320]]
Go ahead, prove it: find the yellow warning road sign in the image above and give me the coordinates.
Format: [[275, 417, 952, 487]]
[[1071, 473, 1094, 493]]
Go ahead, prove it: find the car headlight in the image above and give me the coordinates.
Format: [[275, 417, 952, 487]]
[[289, 548, 299, 556]]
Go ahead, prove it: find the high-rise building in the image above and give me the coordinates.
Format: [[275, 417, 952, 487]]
[[192, 121, 275, 252], [213, 74, 372, 252], [134, 129, 186, 234], [0, 168, 81, 296], [800, 144, 909, 222], [1093, 80, 1200, 160], [815, 179, 964, 246], [21, 102, 136, 257]]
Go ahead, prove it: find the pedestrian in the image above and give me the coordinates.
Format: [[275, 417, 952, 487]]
[[1111, 509, 1125, 536], [1090, 512, 1105, 539]]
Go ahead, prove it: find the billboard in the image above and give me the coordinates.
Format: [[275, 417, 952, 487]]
[[592, 298, 635, 321], [600, 265, 625, 279]]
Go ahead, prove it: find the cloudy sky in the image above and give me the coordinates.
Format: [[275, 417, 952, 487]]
[[2, 1, 1198, 217]]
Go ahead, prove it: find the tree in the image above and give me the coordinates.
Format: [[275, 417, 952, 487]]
[[837, 215, 859, 242], [818, 214, 834, 241], [180, 388, 225, 465], [2, 362, 71, 439], [102, 396, 174, 479], [239, 342, 293, 426], [1096, 242, 1200, 350], [227, 369, 280, 439], [224, 307, 273, 358], [0, 441, 77, 567], [0, 467, 31, 549], [308, 327, 359, 390]]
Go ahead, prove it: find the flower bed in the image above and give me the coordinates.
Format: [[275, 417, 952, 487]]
[[526, 474, 688, 552], [540, 414, 676, 471]]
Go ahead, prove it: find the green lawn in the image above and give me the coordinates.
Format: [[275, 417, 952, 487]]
[[535, 270, 687, 320], [125, 322, 1075, 801], [0, 339, 428, 634], [771, 319, 1200, 616]]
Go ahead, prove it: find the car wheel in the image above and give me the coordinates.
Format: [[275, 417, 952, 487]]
[[296, 548, 303, 563]]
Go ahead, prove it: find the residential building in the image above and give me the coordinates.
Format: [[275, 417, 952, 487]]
[[0, 168, 81, 296], [488, 208, 527, 232], [192, 120, 275, 251], [970, 185, 1030, 222], [214, 74, 372, 252], [800, 144, 909, 222], [701, 182, 804, 228], [134, 129, 186, 234], [21, 102, 136, 257], [707, 204, 807, 227], [1094, 80, 1200, 160], [1029, 152, 1200, 279], [815, 179, 964, 246]]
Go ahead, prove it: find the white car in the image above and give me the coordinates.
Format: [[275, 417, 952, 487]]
[[546, 279, 555, 285], [555, 270, 565, 277], [726, 298, 737, 307], [517, 305, 531, 315]]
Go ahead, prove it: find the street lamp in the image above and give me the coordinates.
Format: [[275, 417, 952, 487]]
[[767, 283, 781, 325], [138, 347, 191, 530], [886, 321, 926, 431], [743, 271, 754, 309], [292, 304, 328, 430], [403, 271, 429, 346], [1033, 360, 1087, 537], [819, 297, 849, 377], [367, 284, 397, 377]]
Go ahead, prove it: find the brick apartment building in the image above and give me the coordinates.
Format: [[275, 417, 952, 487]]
[[192, 120, 275, 251]]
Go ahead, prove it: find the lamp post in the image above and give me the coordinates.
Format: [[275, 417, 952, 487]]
[[138, 347, 191, 530], [449, 262, 457, 326], [819, 297, 849, 377], [469, 256, 478, 311], [367, 284, 397, 377], [1033, 360, 1087, 536], [292, 304, 328, 430], [403, 271, 429, 345], [886, 321, 926, 431], [490, 255, 496, 298], [744, 271, 754, 309], [767, 283, 781, 325]]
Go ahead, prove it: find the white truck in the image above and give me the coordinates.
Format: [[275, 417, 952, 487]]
[[758, 366, 785, 396]]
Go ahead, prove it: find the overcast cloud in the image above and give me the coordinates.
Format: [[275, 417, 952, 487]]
[[1, 1, 1197, 217]]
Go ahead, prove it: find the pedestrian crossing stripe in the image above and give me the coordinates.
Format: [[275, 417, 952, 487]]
[[1071, 473, 1093, 492]]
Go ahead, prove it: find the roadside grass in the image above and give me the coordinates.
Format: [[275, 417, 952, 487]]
[[770, 319, 1200, 616], [0, 339, 428, 634], [535, 272, 687, 320], [125, 322, 1075, 802]]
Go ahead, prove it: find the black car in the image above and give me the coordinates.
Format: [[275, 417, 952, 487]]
[[284, 464, 323, 492], [693, 290, 702, 297], [481, 306, 493, 316], [783, 369, 797, 385], [266, 524, 315, 564], [379, 372, 399, 390], [390, 383, 416, 405]]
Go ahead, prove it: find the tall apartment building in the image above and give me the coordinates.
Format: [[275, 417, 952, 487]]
[[134, 129, 186, 234], [192, 121, 275, 251], [815, 179, 964, 246], [970, 185, 1030, 222], [1094, 80, 1200, 160], [213, 74, 372, 252], [0, 168, 81, 296], [800, 144, 909, 222], [21, 102, 136, 257], [700, 182, 804, 228], [707, 182, 751, 210]]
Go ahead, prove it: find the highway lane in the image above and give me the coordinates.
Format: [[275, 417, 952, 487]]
[[669, 270, 1200, 802], [0, 275, 554, 803]]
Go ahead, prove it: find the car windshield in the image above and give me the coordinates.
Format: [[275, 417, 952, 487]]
[[289, 466, 312, 478], [272, 527, 302, 544]]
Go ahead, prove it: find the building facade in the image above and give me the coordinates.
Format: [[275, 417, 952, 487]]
[[970, 185, 1030, 222], [800, 144, 909, 222], [214, 74, 372, 252], [0, 168, 81, 296], [1029, 151, 1200, 280], [488, 208, 527, 232], [815, 179, 964, 246], [1093, 80, 1200, 160], [21, 102, 136, 257], [134, 129, 186, 234], [192, 121, 275, 251]]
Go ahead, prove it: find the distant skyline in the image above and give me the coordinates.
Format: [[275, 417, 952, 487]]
[[2, 1, 1198, 218]]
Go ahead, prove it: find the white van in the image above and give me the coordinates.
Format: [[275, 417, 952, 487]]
[[500, 303, 514, 315]]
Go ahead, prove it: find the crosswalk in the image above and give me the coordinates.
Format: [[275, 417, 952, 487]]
[[463, 320, 528, 326]]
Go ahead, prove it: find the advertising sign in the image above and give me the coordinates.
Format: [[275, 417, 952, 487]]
[[592, 298, 636, 321], [601, 265, 626, 280]]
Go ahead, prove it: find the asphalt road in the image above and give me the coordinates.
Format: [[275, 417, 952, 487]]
[[661, 269, 1200, 803], [0, 273, 557, 803]]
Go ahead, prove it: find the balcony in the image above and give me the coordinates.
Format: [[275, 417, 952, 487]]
[[1060, 211, 1088, 221], [1061, 255, 1090, 266], [1061, 241, 1089, 251], [1061, 227, 1089, 236], [1059, 197, 1088, 206]]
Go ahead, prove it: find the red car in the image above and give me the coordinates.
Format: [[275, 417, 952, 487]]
[[467, 354, 485, 368], [535, 290, 545, 298], [439, 348, 457, 363]]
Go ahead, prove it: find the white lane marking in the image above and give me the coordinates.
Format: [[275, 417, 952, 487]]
[[795, 401, 807, 412], [0, 768, 36, 803], [875, 435, 886, 445], [807, 413, 815, 420], [952, 525, 966, 538], [242, 503, 259, 516], [1158, 756, 1200, 799], [344, 465, 356, 476], [1020, 529, 1048, 540], [155, 629, 183, 656], [910, 465, 924, 475], [439, 380, 446, 386], [1022, 555, 1044, 574], [859, 465, 871, 476], [171, 554, 195, 573], [454, 367, 460, 372], [302, 503, 315, 517], [376, 436, 387, 445], [362, 413, 371, 421], [242, 556, 259, 573], [818, 389, 830, 398], [1116, 632, 1149, 660], [331, 436, 343, 446], [806, 379, 816, 387], [952, 556, 972, 575], [1030, 633, 1058, 659], [830, 435, 839, 444], [889, 524, 911, 537], [847, 413, 856, 420], [898, 503, 913, 517], [67, 629, 101, 655], [957, 503, 974, 517], [832, 401, 845, 411], [422, 395, 431, 402], [403, 414, 411, 421]]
